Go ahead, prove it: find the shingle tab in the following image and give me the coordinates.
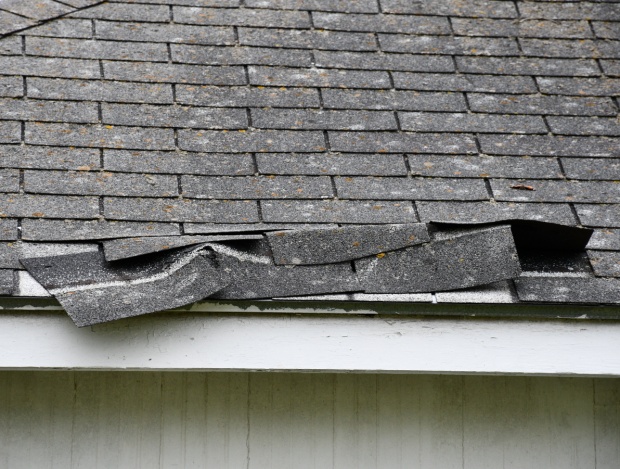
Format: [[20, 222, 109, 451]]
[[102, 103, 248, 129], [182, 175, 333, 199], [267, 223, 430, 265], [176, 85, 319, 108], [519, 2, 620, 21], [0, 37, 24, 55], [104, 197, 260, 223], [70, 3, 171, 21], [587, 229, 620, 250], [356, 225, 521, 293], [210, 249, 360, 300], [171, 45, 311, 67], [561, 158, 620, 180], [576, 204, 620, 228], [315, 51, 453, 73], [516, 277, 620, 304], [173, 6, 310, 28], [399, 112, 546, 134], [0, 243, 20, 269], [588, 251, 620, 278], [480, 135, 620, 157], [314, 12, 450, 35], [25, 170, 179, 197], [408, 155, 562, 179], [0, 219, 18, 241], [104, 150, 254, 176], [452, 18, 594, 39], [0, 98, 99, 123], [321, 89, 466, 111], [256, 152, 408, 176], [103, 234, 264, 261], [593, 21, 620, 40], [0, 0, 71, 20], [393, 73, 537, 93], [0, 121, 20, 144], [25, 123, 176, 150], [239, 28, 377, 51], [0, 168, 19, 193], [104, 62, 247, 85], [520, 39, 620, 60], [249, 66, 391, 88], [468, 93, 616, 116], [380, 0, 517, 18], [547, 117, 620, 136], [95, 21, 236, 45], [601, 60, 620, 77], [329, 132, 478, 154], [0, 57, 100, 79], [184, 222, 337, 235], [20, 18, 93, 38], [416, 201, 577, 225], [535, 77, 620, 97], [21, 219, 180, 241], [0, 194, 99, 219], [26, 37, 169, 62], [0, 77, 23, 98], [457, 57, 600, 76], [246, 0, 378, 13], [28, 78, 174, 104], [0, 11, 36, 36], [252, 109, 397, 130], [490, 179, 620, 203], [262, 200, 417, 223], [0, 269, 14, 295], [0, 145, 100, 170], [337, 177, 488, 201], [380, 35, 519, 56], [179, 129, 326, 153]]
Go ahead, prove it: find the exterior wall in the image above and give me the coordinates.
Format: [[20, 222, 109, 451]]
[[0, 371, 617, 469]]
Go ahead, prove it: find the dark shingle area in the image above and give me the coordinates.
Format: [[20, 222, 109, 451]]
[[0, 0, 619, 309]]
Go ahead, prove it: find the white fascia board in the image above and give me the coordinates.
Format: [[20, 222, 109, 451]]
[[0, 308, 619, 376]]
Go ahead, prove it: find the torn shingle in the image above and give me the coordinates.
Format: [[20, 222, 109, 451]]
[[267, 223, 429, 265], [103, 234, 264, 261], [21, 245, 231, 326], [209, 241, 360, 300], [355, 225, 521, 294]]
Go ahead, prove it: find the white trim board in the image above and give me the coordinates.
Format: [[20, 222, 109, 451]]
[[0, 312, 619, 376]]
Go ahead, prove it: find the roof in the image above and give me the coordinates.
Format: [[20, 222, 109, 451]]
[[0, 0, 619, 326]]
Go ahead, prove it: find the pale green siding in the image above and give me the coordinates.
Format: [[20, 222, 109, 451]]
[[0, 372, 617, 468]]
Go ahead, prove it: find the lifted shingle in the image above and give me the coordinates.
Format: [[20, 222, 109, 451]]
[[356, 225, 520, 293], [417, 201, 577, 226], [103, 234, 264, 261], [267, 223, 429, 265]]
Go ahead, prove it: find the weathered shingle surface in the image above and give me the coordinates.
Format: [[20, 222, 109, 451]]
[[1, 0, 619, 316]]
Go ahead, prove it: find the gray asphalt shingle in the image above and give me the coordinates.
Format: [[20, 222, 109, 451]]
[[0, 0, 619, 311]]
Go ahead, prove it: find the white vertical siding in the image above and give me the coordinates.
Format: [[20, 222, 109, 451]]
[[0, 372, 617, 469]]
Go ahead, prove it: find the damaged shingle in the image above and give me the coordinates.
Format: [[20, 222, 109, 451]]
[[103, 234, 264, 261], [355, 225, 520, 293], [267, 223, 429, 265], [21, 245, 231, 326], [209, 240, 361, 299]]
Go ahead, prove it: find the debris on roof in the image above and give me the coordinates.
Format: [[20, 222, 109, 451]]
[[0, 0, 619, 324]]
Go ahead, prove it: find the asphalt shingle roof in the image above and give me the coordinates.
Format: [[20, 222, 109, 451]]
[[0, 0, 619, 324]]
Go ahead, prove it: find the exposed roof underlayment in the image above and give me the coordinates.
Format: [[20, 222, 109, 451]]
[[0, 0, 618, 326]]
